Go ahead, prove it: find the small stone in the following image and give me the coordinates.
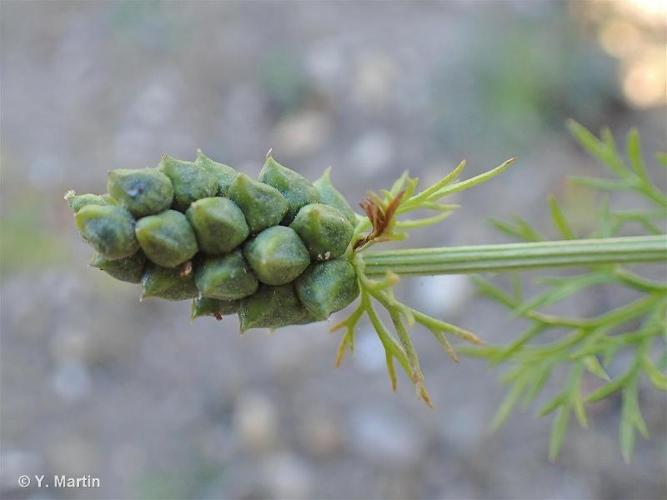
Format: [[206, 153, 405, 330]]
[[233, 392, 278, 452], [270, 110, 331, 157]]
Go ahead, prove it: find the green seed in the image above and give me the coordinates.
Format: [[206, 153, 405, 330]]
[[295, 259, 359, 320], [239, 284, 315, 331], [185, 197, 249, 255], [141, 263, 199, 300], [290, 203, 353, 260], [135, 209, 198, 267], [191, 297, 239, 320], [158, 155, 218, 211], [195, 249, 258, 300], [258, 155, 319, 222], [244, 226, 310, 285], [194, 150, 238, 196], [227, 173, 288, 233], [313, 167, 358, 227], [107, 168, 174, 217], [75, 204, 139, 260], [90, 251, 146, 283], [65, 190, 111, 213]]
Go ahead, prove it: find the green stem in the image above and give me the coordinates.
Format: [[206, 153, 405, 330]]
[[361, 235, 667, 276]]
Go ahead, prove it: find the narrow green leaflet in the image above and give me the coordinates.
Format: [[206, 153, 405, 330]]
[[337, 157, 514, 405], [467, 123, 667, 462]]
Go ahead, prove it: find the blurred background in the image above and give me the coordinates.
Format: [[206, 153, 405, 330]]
[[1, 1, 665, 499]]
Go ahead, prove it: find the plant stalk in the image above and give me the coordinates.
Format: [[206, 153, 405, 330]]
[[361, 235, 667, 276]]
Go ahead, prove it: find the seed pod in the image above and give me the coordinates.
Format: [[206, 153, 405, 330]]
[[65, 190, 112, 213], [185, 197, 249, 255], [107, 168, 174, 217], [227, 173, 288, 233], [239, 284, 315, 331], [290, 203, 353, 260], [313, 167, 358, 227], [195, 249, 258, 300], [194, 150, 238, 196], [295, 259, 359, 320], [135, 209, 198, 267], [191, 297, 239, 320], [158, 155, 218, 211], [75, 204, 139, 259], [90, 251, 146, 283], [244, 226, 310, 285], [141, 263, 198, 300], [258, 156, 319, 222]]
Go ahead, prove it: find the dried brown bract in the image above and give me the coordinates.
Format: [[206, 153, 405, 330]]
[[354, 191, 404, 251]]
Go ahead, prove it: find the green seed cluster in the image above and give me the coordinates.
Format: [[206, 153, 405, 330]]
[[66, 152, 360, 331]]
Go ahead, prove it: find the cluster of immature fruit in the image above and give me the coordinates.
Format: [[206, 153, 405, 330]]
[[65, 152, 360, 331]]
